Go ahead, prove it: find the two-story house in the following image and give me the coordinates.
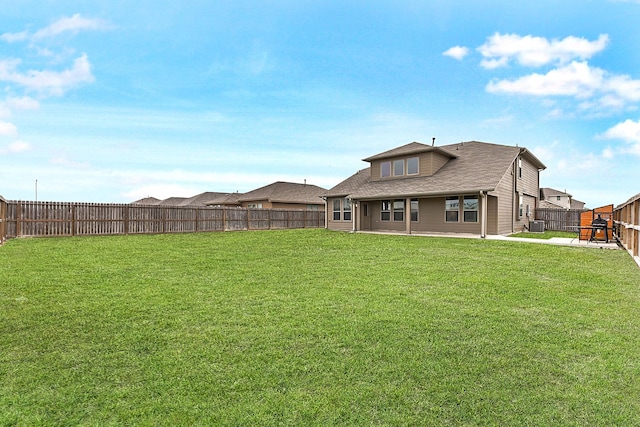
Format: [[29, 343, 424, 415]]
[[324, 141, 546, 236], [539, 188, 586, 210]]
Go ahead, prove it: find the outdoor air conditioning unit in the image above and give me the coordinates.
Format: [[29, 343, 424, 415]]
[[529, 220, 545, 233]]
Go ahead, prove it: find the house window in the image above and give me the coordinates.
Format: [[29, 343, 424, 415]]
[[381, 161, 391, 178], [333, 199, 341, 221], [518, 158, 523, 178], [463, 195, 478, 222], [343, 198, 352, 221], [307, 204, 319, 211], [393, 159, 404, 176], [407, 157, 419, 175], [518, 194, 524, 219], [411, 199, 419, 222], [556, 196, 561, 201], [381, 200, 391, 221], [393, 199, 404, 221], [247, 203, 263, 208], [445, 196, 459, 222]]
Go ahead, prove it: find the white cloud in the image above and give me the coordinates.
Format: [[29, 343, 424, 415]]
[[0, 140, 31, 155], [6, 96, 40, 111], [601, 119, 640, 155], [486, 61, 604, 97], [33, 14, 110, 40], [1, 30, 30, 43], [0, 54, 94, 96], [478, 33, 609, 69], [0, 121, 18, 137], [442, 46, 469, 60], [602, 119, 640, 142], [1, 14, 111, 44]]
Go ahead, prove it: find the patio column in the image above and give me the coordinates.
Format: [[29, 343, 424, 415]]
[[406, 197, 411, 234], [480, 191, 487, 238]]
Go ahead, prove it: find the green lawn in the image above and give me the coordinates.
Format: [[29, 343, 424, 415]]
[[1, 229, 639, 426], [509, 230, 578, 239]]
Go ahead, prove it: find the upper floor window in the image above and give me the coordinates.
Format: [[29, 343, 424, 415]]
[[518, 158, 523, 178], [381, 161, 391, 177], [393, 160, 404, 176], [407, 157, 419, 175], [380, 157, 419, 178]]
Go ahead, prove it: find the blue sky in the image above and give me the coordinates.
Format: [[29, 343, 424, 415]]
[[1, 0, 639, 208]]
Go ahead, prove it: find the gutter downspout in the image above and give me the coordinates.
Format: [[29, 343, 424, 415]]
[[351, 199, 357, 232], [321, 196, 328, 229], [512, 161, 517, 233]]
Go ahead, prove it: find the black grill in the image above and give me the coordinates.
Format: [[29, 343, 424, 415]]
[[590, 214, 609, 243]]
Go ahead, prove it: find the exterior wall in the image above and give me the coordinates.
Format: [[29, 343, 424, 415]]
[[486, 195, 499, 235], [362, 196, 487, 235], [491, 156, 541, 234], [326, 197, 354, 231], [518, 157, 540, 199], [425, 152, 450, 176], [365, 200, 407, 232], [490, 167, 516, 235], [241, 201, 323, 210], [369, 152, 451, 182]]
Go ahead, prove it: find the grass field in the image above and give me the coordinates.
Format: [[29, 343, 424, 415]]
[[509, 230, 578, 239], [1, 229, 639, 426]]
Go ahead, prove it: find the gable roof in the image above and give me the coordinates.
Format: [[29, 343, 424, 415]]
[[131, 197, 161, 205], [327, 141, 546, 200], [362, 141, 457, 162], [238, 181, 327, 205], [323, 168, 371, 197]]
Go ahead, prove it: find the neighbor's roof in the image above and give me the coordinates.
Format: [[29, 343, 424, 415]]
[[238, 181, 327, 204], [131, 196, 162, 205], [205, 192, 243, 206], [156, 197, 188, 206], [179, 192, 229, 206], [327, 141, 546, 200], [541, 187, 572, 198]]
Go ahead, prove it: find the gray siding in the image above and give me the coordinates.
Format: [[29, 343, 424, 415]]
[[492, 164, 517, 235]]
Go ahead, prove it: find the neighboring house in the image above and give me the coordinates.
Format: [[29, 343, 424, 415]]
[[539, 188, 586, 210], [131, 197, 161, 205], [237, 181, 326, 210], [324, 140, 546, 236]]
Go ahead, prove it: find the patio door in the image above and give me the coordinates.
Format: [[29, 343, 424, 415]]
[[362, 203, 370, 230]]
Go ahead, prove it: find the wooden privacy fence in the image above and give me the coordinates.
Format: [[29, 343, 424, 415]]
[[614, 193, 640, 266], [535, 208, 588, 231], [0, 196, 7, 245], [1, 200, 325, 239]]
